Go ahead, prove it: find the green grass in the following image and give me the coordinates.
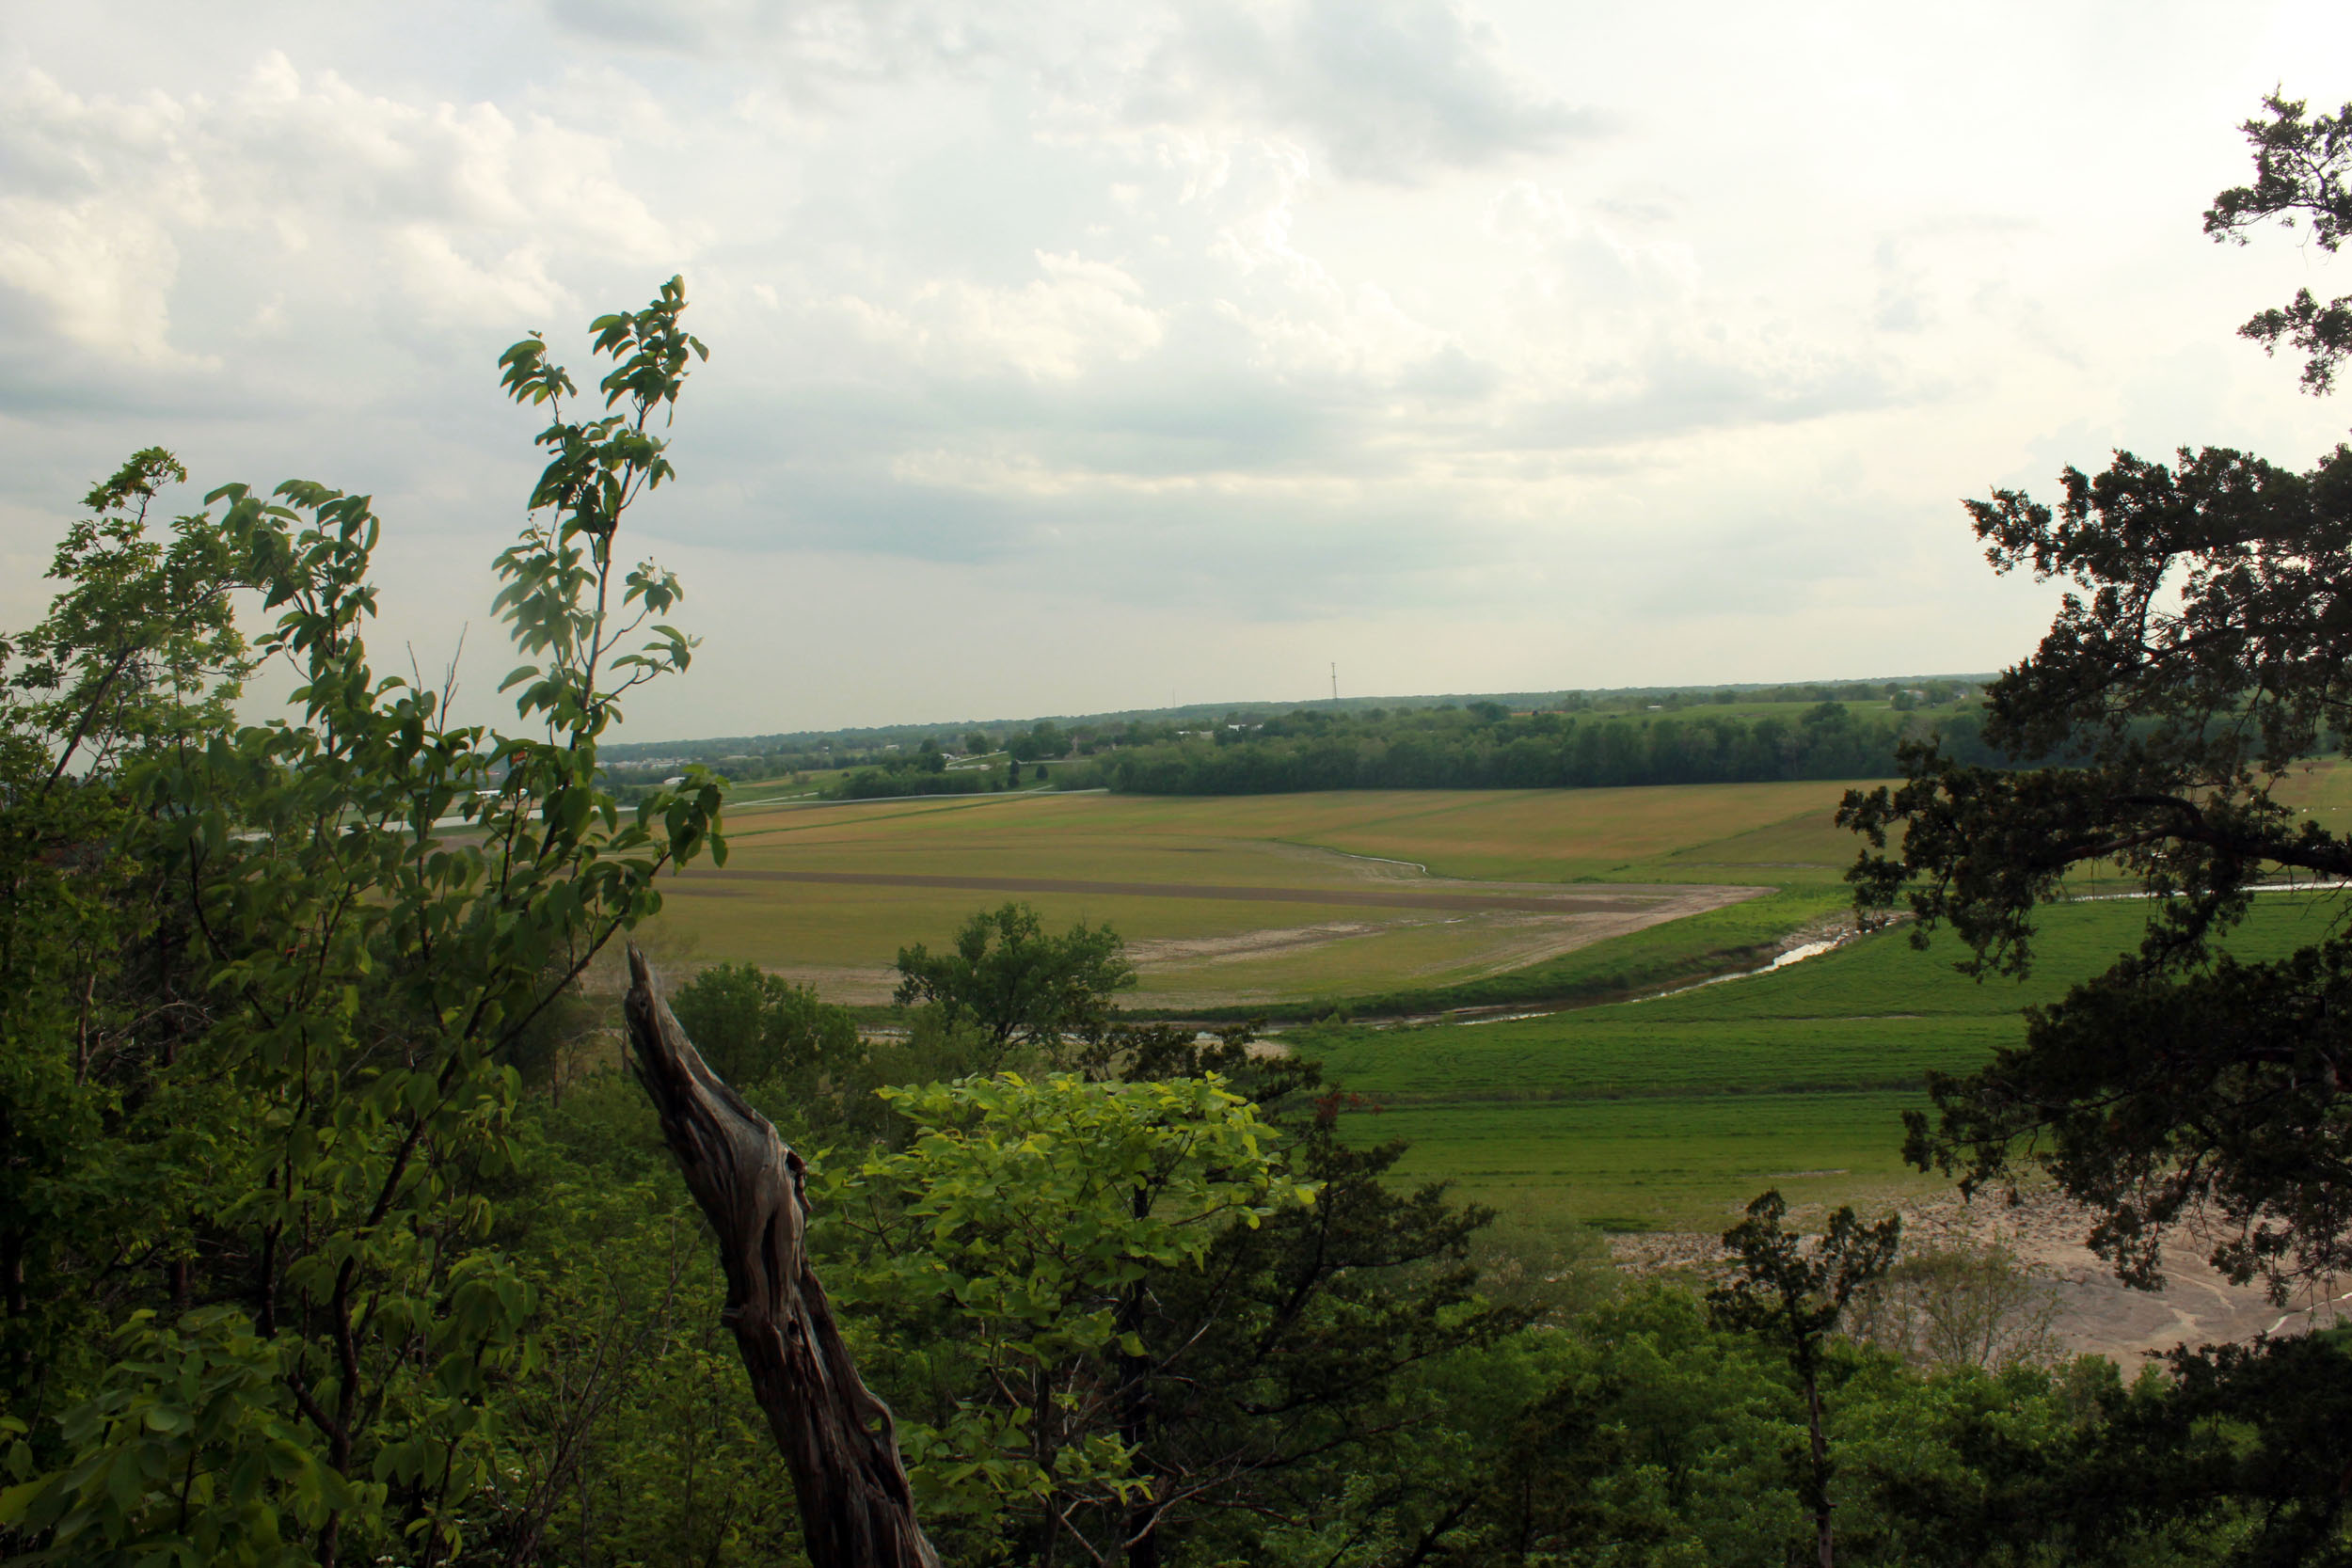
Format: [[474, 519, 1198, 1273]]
[[644, 765, 2352, 1018], [1359, 1094, 1942, 1236], [1274, 781, 1876, 884], [1313, 1015, 2021, 1104], [1290, 893, 2352, 1234]]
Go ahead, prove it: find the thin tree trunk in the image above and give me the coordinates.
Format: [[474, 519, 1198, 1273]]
[[624, 943, 939, 1568], [1804, 1368, 1833, 1568]]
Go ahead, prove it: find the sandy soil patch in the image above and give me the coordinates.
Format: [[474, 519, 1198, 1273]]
[[1262, 841, 1437, 881], [1608, 1187, 2349, 1362], [1129, 880, 1766, 1008]]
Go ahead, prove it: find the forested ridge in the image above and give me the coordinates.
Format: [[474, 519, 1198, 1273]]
[[603, 683, 1999, 800]]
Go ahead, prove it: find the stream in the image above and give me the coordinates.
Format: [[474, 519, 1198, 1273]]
[[1301, 927, 1865, 1035]]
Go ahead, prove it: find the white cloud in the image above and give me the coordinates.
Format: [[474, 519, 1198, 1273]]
[[544, 0, 1043, 80], [546, 0, 1587, 181], [838, 251, 1164, 379], [0, 189, 187, 362], [0, 70, 201, 360], [0, 53, 681, 363]]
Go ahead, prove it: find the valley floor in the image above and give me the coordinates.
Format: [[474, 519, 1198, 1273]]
[[637, 772, 2352, 1354]]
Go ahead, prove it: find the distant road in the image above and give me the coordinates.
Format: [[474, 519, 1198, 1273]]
[[665, 867, 1719, 916]]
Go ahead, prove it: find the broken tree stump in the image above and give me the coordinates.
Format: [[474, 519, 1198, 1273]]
[[623, 942, 939, 1568]]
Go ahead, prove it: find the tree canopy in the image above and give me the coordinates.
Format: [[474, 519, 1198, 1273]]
[[0, 278, 724, 1565], [1842, 95, 2352, 1299], [893, 902, 1136, 1063], [2207, 92, 2352, 393]]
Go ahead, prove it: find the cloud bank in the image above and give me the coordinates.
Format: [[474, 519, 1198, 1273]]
[[3, 0, 2351, 733]]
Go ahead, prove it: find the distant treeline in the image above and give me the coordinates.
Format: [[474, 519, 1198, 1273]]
[[834, 770, 991, 800], [596, 675, 2000, 774], [1052, 699, 2010, 795]]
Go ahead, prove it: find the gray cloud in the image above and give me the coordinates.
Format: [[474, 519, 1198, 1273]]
[[1504, 353, 1909, 451], [1137, 0, 1597, 180]]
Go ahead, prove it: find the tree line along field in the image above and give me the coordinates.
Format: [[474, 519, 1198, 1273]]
[[1295, 892, 2346, 1239]]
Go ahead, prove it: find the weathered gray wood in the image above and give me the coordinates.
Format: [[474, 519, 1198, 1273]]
[[623, 942, 939, 1568]]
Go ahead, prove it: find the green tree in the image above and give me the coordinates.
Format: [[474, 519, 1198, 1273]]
[[0, 277, 725, 1566], [2053, 1333, 2352, 1566], [1708, 1191, 1899, 1568], [1089, 1028, 1530, 1568], [668, 960, 859, 1091], [1839, 98, 2352, 1301], [820, 1071, 1315, 1563], [2206, 93, 2352, 392], [0, 448, 259, 1429], [893, 903, 1136, 1064], [1463, 1286, 1808, 1565], [1009, 722, 1067, 764]]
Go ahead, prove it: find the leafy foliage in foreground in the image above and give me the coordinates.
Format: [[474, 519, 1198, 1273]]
[[0, 279, 723, 1565]]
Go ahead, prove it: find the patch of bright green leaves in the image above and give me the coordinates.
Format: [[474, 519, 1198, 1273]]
[[822, 1071, 1314, 1535]]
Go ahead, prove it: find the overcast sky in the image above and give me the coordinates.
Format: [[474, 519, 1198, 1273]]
[[7, 2, 2352, 737]]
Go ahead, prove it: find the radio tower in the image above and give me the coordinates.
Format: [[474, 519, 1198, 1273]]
[[1330, 662, 1339, 704]]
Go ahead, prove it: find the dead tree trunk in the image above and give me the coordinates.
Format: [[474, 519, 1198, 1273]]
[[623, 943, 939, 1568]]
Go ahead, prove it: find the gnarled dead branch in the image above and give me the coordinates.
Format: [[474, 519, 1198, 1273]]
[[623, 942, 938, 1568]]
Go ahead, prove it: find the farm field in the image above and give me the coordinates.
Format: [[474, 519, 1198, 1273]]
[[1295, 890, 2350, 1237], [642, 781, 1882, 1006]]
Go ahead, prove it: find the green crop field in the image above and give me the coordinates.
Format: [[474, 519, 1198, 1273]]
[[1292, 890, 2351, 1237]]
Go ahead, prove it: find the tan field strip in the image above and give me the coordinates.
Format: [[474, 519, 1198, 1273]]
[[628, 784, 1900, 1007], [665, 866, 1708, 917], [657, 840, 1768, 1006]]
